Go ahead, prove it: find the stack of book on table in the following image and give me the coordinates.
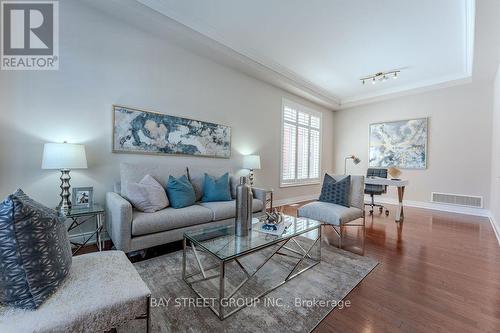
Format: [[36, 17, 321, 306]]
[[253, 217, 292, 236]]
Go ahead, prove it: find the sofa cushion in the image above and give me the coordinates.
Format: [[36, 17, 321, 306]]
[[199, 199, 264, 221], [297, 201, 363, 226], [0, 190, 72, 310], [131, 205, 213, 236], [127, 174, 169, 213], [166, 175, 196, 209], [202, 173, 232, 202], [120, 162, 186, 199]]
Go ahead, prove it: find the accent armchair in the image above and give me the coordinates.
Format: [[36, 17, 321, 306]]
[[297, 175, 365, 254]]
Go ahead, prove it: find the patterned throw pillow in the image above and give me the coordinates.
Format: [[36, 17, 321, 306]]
[[0, 189, 72, 310], [319, 174, 351, 207]]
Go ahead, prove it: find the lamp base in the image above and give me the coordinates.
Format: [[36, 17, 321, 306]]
[[57, 169, 72, 212]]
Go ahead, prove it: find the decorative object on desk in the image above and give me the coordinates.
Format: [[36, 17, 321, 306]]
[[344, 154, 361, 174], [235, 176, 253, 237], [71, 186, 93, 209], [388, 166, 402, 180], [0, 189, 72, 309], [41, 142, 88, 211], [243, 154, 261, 186], [113, 105, 231, 158], [369, 118, 428, 169]]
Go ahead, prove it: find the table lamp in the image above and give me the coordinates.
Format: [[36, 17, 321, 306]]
[[42, 142, 88, 211], [243, 155, 261, 186], [344, 155, 361, 174]]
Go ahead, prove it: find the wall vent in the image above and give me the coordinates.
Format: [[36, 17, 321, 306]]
[[431, 192, 483, 208]]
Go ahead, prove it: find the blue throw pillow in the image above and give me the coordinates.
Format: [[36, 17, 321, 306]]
[[0, 189, 72, 309], [202, 173, 232, 202], [166, 175, 196, 208], [319, 174, 351, 207]]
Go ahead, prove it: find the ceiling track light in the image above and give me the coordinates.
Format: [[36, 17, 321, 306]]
[[360, 70, 401, 85]]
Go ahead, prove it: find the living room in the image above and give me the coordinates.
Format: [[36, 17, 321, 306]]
[[0, 0, 499, 332]]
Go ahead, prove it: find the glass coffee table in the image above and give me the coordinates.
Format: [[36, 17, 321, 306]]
[[182, 215, 322, 320]]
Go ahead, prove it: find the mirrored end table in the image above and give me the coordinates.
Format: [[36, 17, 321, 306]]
[[60, 204, 105, 255]]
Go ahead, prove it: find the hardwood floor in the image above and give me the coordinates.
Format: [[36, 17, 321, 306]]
[[77, 203, 500, 332], [283, 203, 500, 333]]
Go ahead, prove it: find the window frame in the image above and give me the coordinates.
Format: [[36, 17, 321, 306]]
[[280, 98, 323, 187]]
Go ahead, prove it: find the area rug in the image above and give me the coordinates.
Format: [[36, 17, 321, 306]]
[[118, 238, 377, 333]]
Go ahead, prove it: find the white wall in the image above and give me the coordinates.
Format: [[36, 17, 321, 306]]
[[333, 82, 493, 208], [490, 66, 500, 233], [0, 0, 333, 209]]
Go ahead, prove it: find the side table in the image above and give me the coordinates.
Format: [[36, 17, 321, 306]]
[[60, 204, 105, 255]]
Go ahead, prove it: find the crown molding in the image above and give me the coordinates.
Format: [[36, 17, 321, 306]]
[[135, 0, 474, 111]]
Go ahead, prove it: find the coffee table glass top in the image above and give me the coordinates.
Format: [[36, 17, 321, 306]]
[[184, 215, 321, 261]]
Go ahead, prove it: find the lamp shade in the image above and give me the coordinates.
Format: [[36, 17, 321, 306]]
[[41, 143, 88, 170], [243, 155, 261, 170]]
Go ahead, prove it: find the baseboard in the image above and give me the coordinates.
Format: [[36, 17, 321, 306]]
[[488, 212, 500, 246], [273, 194, 319, 208], [365, 195, 491, 217]]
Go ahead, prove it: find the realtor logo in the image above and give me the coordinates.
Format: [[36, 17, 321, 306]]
[[1, 0, 59, 70]]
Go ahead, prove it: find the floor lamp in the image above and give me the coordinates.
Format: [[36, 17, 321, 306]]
[[344, 155, 361, 174]]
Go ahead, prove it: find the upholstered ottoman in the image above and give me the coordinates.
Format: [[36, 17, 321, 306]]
[[0, 251, 151, 333]]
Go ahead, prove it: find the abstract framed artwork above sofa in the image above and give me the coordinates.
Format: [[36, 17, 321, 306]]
[[369, 117, 428, 169], [112, 105, 231, 158]]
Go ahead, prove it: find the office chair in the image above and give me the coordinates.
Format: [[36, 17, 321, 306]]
[[365, 168, 390, 216]]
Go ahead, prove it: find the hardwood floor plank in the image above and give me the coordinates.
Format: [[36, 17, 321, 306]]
[[298, 204, 500, 333]]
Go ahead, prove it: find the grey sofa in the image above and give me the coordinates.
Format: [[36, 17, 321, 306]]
[[105, 163, 267, 253]]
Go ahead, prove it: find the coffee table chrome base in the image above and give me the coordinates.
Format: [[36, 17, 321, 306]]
[[182, 228, 321, 320]]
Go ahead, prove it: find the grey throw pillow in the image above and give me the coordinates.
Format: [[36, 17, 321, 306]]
[[127, 174, 169, 212], [0, 189, 72, 310], [319, 174, 351, 207]]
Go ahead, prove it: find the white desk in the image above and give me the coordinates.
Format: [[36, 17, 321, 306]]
[[364, 177, 409, 222]]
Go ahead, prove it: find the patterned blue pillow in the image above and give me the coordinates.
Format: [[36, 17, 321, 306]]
[[0, 189, 72, 309], [319, 174, 351, 207]]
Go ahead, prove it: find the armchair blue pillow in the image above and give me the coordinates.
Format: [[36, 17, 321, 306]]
[[202, 172, 232, 202], [319, 174, 351, 207], [166, 175, 196, 208]]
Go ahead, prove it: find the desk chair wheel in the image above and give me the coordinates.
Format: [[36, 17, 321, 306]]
[[369, 209, 373, 215], [385, 210, 390, 216], [379, 206, 383, 213]]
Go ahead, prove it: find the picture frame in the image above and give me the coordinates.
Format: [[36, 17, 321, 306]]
[[369, 117, 428, 169], [112, 105, 232, 158], [72, 187, 94, 209]]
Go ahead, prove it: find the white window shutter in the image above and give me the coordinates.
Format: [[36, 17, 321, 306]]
[[281, 99, 322, 186]]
